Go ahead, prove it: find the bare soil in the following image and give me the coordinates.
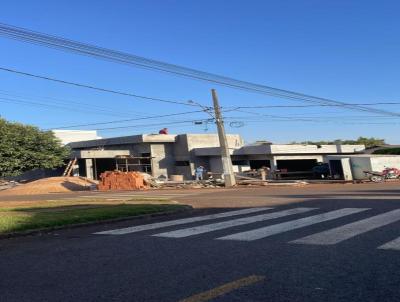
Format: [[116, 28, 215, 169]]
[[0, 177, 98, 196]]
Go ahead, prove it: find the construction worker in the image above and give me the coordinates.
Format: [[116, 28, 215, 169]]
[[195, 165, 205, 181]]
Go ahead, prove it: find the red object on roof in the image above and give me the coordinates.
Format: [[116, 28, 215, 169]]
[[159, 128, 168, 134]]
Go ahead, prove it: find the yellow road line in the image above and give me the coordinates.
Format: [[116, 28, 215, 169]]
[[178, 275, 265, 302]]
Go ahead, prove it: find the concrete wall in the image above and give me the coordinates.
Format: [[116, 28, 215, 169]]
[[150, 143, 175, 178], [209, 156, 223, 174], [73, 150, 130, 159], [273, 155, 324, 161], [349, 157, 372, 179], [172, 134, 243, 179], [371, 156, 400, 171], [69, 133, 366, 181], [235, 144, 365, 155], [326, 155, 400, 180], [68, 134, 176, 149], [272, 155, 324, 170], [185, 134, 243, 150]]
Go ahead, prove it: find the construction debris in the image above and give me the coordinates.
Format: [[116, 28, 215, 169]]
[[141, 173, 165, 188], [237, 180, 309, 187], [158, 178, 225, 189], [0, 177, 97, 195], [98, 171, 149, 191], [0, 180, 19, 191], [235, 172, 309, 186]]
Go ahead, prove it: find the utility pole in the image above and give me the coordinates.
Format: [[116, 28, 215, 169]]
[[211, 89, 236, 187]]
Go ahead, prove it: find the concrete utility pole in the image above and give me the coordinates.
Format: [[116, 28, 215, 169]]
[[211, 89, 236, 187]]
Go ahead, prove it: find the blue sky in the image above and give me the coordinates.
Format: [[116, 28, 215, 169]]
[[0, 0, 399, 143]]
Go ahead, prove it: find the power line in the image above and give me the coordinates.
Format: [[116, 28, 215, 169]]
[[230, 108, 313, 122], [92, 119, 212, 131], [237, 119, 400, 125], [0, 96, 101, 116], [224, 115, 400, 122], [224, 102, 400, 109], [0, 66, 201, 108], [0, 23, 399, 117], [0, 94, 149, 118], [97, 116, 399, 131], [0, 89, 150, 117], [47, 109, 205, 130]]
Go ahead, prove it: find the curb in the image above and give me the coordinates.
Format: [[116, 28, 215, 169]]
[[0, 205, 193, 240]]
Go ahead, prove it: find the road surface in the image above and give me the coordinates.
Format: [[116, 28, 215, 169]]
[[1, 183, 399, 301]]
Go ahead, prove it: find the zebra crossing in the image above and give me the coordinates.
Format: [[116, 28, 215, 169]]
[[291, 209, 400, 245], [95, 207, 271, 235], [94, 207, 400, 251]]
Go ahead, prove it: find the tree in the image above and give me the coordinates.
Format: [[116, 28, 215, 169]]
[[0, 118, 70, 177], [341, 137, 385, 148], [373, 148, 400, 155], [293, 137, 385, 148]]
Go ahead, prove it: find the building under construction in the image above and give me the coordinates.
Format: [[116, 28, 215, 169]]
[[68, 133, 366, 180]]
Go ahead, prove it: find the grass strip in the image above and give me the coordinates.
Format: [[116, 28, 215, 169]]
[[0, 203, 186, 234]]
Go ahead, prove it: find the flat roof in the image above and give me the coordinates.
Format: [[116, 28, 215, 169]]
[[68, 134, 177, 148], [194, 144, 366, 156], [327, 154, 400, 158]]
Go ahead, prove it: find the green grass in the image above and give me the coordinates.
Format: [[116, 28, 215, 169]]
[[0, 202, 186, 234]]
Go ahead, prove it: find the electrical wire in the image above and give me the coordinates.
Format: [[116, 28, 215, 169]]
[[92, 119, 212, 131], [0, 95, 150, 118], [0, 23, 398, 117], [0, 89, 150, 117], [223, 102, 400, 109], [47, 109, 206, 129], [0, 67, 202, 108]]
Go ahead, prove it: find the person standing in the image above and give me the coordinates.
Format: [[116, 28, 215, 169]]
[[195, 165, 205, 181]]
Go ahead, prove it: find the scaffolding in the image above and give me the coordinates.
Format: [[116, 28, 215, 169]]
[[115, 155, 153, 174]]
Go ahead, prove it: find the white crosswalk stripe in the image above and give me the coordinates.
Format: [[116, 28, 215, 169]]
[[216, 208, 370, 241], [94, 207, 272, 235], [153, 207, 317, 238], [378, 236, 400, 251], [292, 209, 400, 245]]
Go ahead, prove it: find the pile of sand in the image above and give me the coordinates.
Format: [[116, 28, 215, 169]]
[[0, 177, 98, 195]]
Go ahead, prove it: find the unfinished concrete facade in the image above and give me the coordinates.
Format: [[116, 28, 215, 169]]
[[69, 133, 243, 180], [68, 133, 370, 180], [326, 154, 400, 180], [195, 142, 366, 178]]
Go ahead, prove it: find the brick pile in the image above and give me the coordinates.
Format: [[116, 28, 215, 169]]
[[98, 171, 149, 191]]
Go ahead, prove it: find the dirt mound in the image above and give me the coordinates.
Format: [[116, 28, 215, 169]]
[[0, 177, 98, 195]]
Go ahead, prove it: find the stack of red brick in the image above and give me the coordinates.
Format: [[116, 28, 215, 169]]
[[98, 171, 148, 191]]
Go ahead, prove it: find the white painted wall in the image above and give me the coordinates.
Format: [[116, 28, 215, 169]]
[[371, 156, 400, 171], [53, 130, 101, 145]]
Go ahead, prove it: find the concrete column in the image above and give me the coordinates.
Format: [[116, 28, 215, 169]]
[[341, 158, 353, 181], [270, 157, 278, 170], [85, 159, 94, 179]]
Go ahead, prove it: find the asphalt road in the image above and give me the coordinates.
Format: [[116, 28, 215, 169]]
[[1, 184, 400, 302]]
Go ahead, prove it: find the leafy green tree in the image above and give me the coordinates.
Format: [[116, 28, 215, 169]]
[[0, 118, 70, 177], [373, 148, 400, 155], [293, 137, 385, 148]]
